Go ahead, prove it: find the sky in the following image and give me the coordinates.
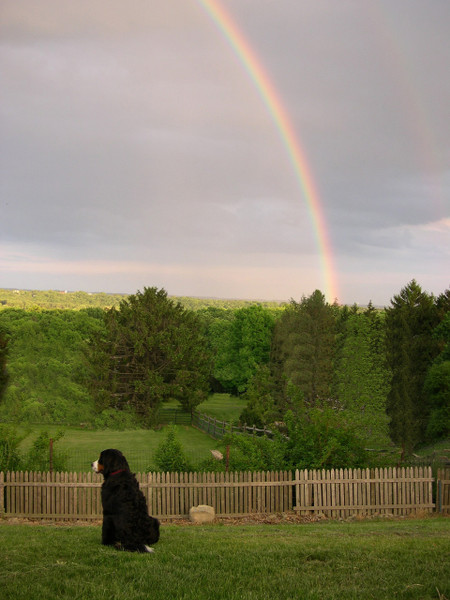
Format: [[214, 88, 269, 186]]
[[1, 0, 449, 306]]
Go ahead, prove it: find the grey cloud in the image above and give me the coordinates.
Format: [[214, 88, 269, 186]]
[[1, 0, 448, 303]]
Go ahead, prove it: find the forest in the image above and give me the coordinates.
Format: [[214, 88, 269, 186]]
[[0, 280, 448, 463]]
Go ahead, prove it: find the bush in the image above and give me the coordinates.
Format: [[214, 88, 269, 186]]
[[283, 407, 370, 469], [25, 430, 68, 472], [151, 425, 192, 473], [93, 408, 139, 431], [0, 424, 24, 471]]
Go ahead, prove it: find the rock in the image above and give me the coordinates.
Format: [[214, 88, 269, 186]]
[[189, 505, 215, 523]]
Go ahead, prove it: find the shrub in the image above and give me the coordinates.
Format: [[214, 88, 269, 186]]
[[25, 430, 68, 472], [152, 425, 192, 472], [283, 407, 370, 469], [0, 424, 24, 471]]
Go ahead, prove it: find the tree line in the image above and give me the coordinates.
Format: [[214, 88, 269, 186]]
[[0, 281, 448, 457]]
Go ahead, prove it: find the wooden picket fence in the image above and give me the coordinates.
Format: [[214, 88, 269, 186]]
[[437, 468, 450, 513], [0, 466, 439, 521]]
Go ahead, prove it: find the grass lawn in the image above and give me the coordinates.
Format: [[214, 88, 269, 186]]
[[0, 518, 449, 600], [17, 425, 220, 472], [196, 393, 247, 422], [14, 394, 245, 472]]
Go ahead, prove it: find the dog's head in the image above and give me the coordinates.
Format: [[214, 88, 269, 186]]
[[91, 449, 130, 478]]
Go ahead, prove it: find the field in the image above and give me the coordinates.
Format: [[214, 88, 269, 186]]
[[13, 394, 245, 472], [17, 424, 219, 472], [196, 393, 247, 422], [1, 518, 449, 600]]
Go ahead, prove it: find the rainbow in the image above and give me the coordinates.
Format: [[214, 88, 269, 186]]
[[197, 0, 339, 302]]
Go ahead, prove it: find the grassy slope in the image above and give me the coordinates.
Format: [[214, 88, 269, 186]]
[[1, 519, 449, 600], [195, 393, 246, 422]]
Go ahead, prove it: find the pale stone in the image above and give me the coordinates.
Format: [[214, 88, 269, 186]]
[[189, 504, 215, 523]]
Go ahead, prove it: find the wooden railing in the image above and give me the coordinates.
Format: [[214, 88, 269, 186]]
[[192, 411, 275, 439]]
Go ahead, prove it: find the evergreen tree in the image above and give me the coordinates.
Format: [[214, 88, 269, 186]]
[[0, 326, 8, 401], [87, 287, 212, 425], [271, 290, 336, 406], [385, 280, 439, 455], [240, 365, 279, 427], [423, 311, 450, 441]]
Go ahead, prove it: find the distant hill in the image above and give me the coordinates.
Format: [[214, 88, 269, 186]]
[[0, 288, 285, 312]]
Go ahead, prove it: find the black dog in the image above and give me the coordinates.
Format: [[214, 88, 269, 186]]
[[92, 449, 160, 553]]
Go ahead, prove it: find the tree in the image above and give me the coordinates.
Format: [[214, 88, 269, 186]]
[[200, 305, 276, 395], [385, 280, 439, 454], [271, 290, 336, 406], [423, 311, 450, 441], [240, 365, 279, 427], [335, 309, 391, 447], [87, 287, 212, 425], [199, 308, 235, 393], [0, 325, 8, 402], [227, 305, 276, 394]]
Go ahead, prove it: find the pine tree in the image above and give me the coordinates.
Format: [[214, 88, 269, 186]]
[[87, 287, 212, 425], [385, 280, 439, 454], [271, 290, 336, 406]]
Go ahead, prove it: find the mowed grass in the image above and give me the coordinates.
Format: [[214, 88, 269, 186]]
[[1, 518, 449, 600], [15, 394, 245, 472], [196, 393, 247, 422], [17, 425, 219, 472]]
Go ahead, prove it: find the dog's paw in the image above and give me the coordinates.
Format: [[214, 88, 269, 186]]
[[144, 545, 155, 553]]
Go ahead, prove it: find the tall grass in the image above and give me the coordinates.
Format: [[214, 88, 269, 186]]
[[1, 518, 449, 600]]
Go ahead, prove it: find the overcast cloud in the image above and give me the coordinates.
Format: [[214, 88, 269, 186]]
[[1, 0, 449, 305]]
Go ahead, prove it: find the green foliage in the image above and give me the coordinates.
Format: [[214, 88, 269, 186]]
[[0, 308, 104, 424], [92, 408, 140, 431], [201, 305, 277, 394], [272, 290, 336, 406], [334, 309, 391, 447], [0, 324, 8, 401], [423, 310, 450, 441], [0, 426, 68, 472], [239, 365, 279, 428], [25, 430, 68, 472], [0, 424, 25, 471], [385, 280, 440, 453], [198, 429, 286, 473], [0, 287, 284, 312], [87, 287, 212, 425], [283, 406, 370, 469], [152, 425, 192, 472], [201, 400, 371, 472]]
